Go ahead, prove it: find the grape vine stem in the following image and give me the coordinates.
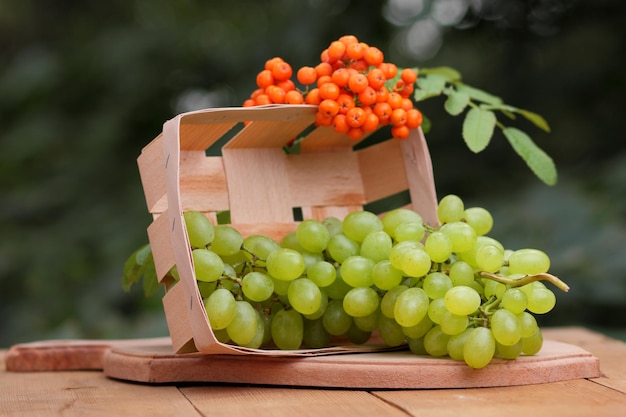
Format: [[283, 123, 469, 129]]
[[479, 271, 570, 292]]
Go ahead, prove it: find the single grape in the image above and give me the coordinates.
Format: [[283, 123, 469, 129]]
[[271, 309, 304, 350], [303, 317, 331, 348], [449, 261, 475, 287], [353, 309, 380, 332], [447, 328, 473, 361], [393, 287, 429, 327], [296, 219, 330, 253], [526, 287, 556, 314], [287, 278, 322, 315], [382, 208, 423, 238], [241, 271, 274, 302], [371, 260, 404, 290], [490, 308, 522, 346], [423, 326, 451, 357], [496, 339, 523, 360], [307, 260, 336, 287], [346, 322, 372, 344], [322, 299, 353, 336], [322, 216, 343, 238], [475, 244, 504, 273], [483, 279, 506, 299], [407, 336, 427, 355], [271, 276, 291, 296], [211, 225, 244, 256], [508, 248, 551, 275], [340, 255, 375, 287], [192, 248, 224, 282], [394, 222, 425, 242], [266, 248, 306, 281], [400, 247, 432, 278], [440, 222, 477, 253], [501, 288, 528, 314], [389, 240, 421, 271], [437, 194, 465, 224], [378, 314, 407, 347], [324, 271, 352, 300], [517, 311, 538, 338], [427, 297, 447, 324], [242, 234, 280, 263], [422, 272, 453, 299], [343, 286, 380, 317], [521, 327, 543, 355], [439, 310, 468, 336], [424, 231, 453, 263], [213, 328, 230, 343], [444, 286, 481, 316], [360, 230, 393, 262], [226, 301, 258, 346], [198, 281, 217, 299], [241, 310, 266, 349], [402, 314, 434, 339], [463, 207, 493, 236], [184, 211, 214, 249], [280, 231, 302, 251], [380, 285, 408, 318], [342, 210, 383, 243], [326, 234, 360, 263], [205, 288, 236, 330], [463, 327, 496, 368], [303, 290, 328, 320]]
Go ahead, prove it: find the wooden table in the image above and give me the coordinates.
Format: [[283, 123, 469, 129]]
[[1, 327, 624, 416]]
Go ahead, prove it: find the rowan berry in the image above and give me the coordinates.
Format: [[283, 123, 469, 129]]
[[357, 86, 377, 106], [347, 127, 365, 140], [266, 85, 286, 104], [345, 107, 366, 128], [367, 68, 386, 90], [319, 99, 340, 118], [272, 61, 293, 82], [332, 114, 349, 134], [338, 35, 359, 46], [243, 99, 256, 107], [315, 62, 333, 78], [348, 59, 368, 72], [363, 46, 384, 67], [305, 88, 321, 105], [315, 111, 334, 126], [361, 113, 380, 132], [327, 41, 347, 63], [405, 108, 423, 129], [256, 70, 274, 89], [387, 92, 403, 109], [346, 42, 365, 60], [390, 108, 407, 126], [379, 62, 398, 80], [401, 68, 418, 85], [264, 57, 284, 71], [391, 124, 410, 139], [277, 79, 296, 93], [331, 68, 351, 87], [284, 90, 304, 104], [400, 98, 413, 111], [375, 86, 390, 103], [348, 73, 368, 94], [373, 102, 392, 125], [319, 82, 341, 100], [336, 94, 355, 114], [255, 94, 272, 106], [297, 66, 318, 85]]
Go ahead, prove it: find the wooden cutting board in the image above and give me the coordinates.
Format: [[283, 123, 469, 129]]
[[5, 337, 601, 389]]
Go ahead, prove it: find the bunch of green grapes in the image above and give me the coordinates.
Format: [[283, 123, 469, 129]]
[[180, 195, 568, 368]]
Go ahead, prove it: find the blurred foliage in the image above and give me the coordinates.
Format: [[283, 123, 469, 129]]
[[1, 0, 625, 346]]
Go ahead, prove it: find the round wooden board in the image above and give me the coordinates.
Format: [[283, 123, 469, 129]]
[[103, 339, 600, 389]]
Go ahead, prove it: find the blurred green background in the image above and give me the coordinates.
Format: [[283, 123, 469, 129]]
[[1, 0, 625, 347]]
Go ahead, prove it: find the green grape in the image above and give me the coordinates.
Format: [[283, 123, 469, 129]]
[[184, 211, 215, 249], [322, 216, 344, 238], [400, 246, 432, 278], [222, 263, 237, 279], [301, 250, 324, 272], [423, 326, 451, 357], [394, 222, 425, 242], [360, 230, 393, 262], [280, 231, 302, 251], [501, 288, 528, 314], [213, 328, 230, 343], [192, 248, 224, 282], [444, 286, 481, 316], [439, 310, 468, 336], [346, 322, 372, 344], [266, 248, 306, 281], [526, 287, 556, 314], [198, 281, 217, 299], [303, 290, 328, 320], [517, 311, 538, 338], [402, 314, 433, 339], [424, 231, 453, 263], [483, 279, 506, 299], [437, 194, 465, 224], [242, 234, 280, 263], [303, 317, 331, 348], [422, 272, 453, 299], [271, 309, 304, 350], [490, 308, 522, 346], [393, 287, 429, 327], [382, 208, 423, 239], [353, 309, 380, 332], [226, 301, 258, 346], [271, 276, 291, 296], [340, 255, 375, 287], [463, 327, 496, 369], [343, 286, 380, 317], [205, 288, 237, 330], [380, 285, 408, 318], [378, 314, 407, 347], [461, 236, 505, 267], [447, 328, 473, 361], [307, 260, 336, 287], [496, 339, 523, 360], [342, 210, 383, 243], [521, 327, 543, 355], [321, 299, 353, 335], [326, 234, 360, 263], [324, 271, 352, 300], [296, 219, 330, 253], [449, 261, 475, 287], [287, 278, 322, 315], [389, 240, 421, 270], [475, 244, 504, 273], [463, 207, 493, 236], [427, 297, 447, 324], [241, 310, 266, 349], [440, 222, 477, 253], [241, 271, 274, 302], [408, 336, 427, 355], [508, 248, 551, 275], [211, 225, 244, 256], [371, 260, 403, 291]]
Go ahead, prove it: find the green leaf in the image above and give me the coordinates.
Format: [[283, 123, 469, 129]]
[[516, 109, 551, 133], [456, 84, 502, 105], [444, 91, 470, 116], [418, 66, 462, 82], [462, 108, 497, 153], [420, 114, 432, 134], [122, 244, 151, 292], [141, 251, 160, 297], [503, 127, 558, 185], [414, 74, 448, 101]]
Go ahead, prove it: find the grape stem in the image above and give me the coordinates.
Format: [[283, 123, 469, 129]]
[[479, 271, 570, 292]]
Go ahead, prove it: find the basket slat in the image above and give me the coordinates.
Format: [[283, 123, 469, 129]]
[[226, 118, 314, 149], [137, 135, 167, 214], [146, 211, 176, 284], [357, 139, 409, 203], [180, 122, 237, 151], [179, 151, 229, 212]]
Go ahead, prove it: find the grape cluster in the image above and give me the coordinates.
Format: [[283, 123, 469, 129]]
[[182, 195, 568, 368], [243, 35, 422, 140]]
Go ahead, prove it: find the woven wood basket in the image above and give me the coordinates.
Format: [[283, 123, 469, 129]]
[[137, 104, 439, 355]]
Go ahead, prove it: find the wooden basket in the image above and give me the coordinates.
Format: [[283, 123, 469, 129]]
[[137, 104, 439, 355]]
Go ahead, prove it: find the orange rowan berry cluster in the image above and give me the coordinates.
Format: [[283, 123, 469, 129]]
[[243, 35, 423, 140]]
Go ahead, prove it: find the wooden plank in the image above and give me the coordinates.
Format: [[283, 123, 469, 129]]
[[180, 386, 408, 417], [179, 151, 229, 212], [137, 135, 167, 214], [146, 211, 175, 284], [357, 138, 409, 203], [372, 379, 626, 417], [179, 122, 237, 151], [226, 118, 313, 149]]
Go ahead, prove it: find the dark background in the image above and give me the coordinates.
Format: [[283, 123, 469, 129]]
[[1, 0, 625, 347]]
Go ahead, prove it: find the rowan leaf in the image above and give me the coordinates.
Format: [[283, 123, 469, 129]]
[[444, 91, 470, 116], [503, 127, 558, 185], [462, 108, 496, 153], [414, 74, 448, 101], [456, 84, 502, 105], [418, 66, 462, 82]]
